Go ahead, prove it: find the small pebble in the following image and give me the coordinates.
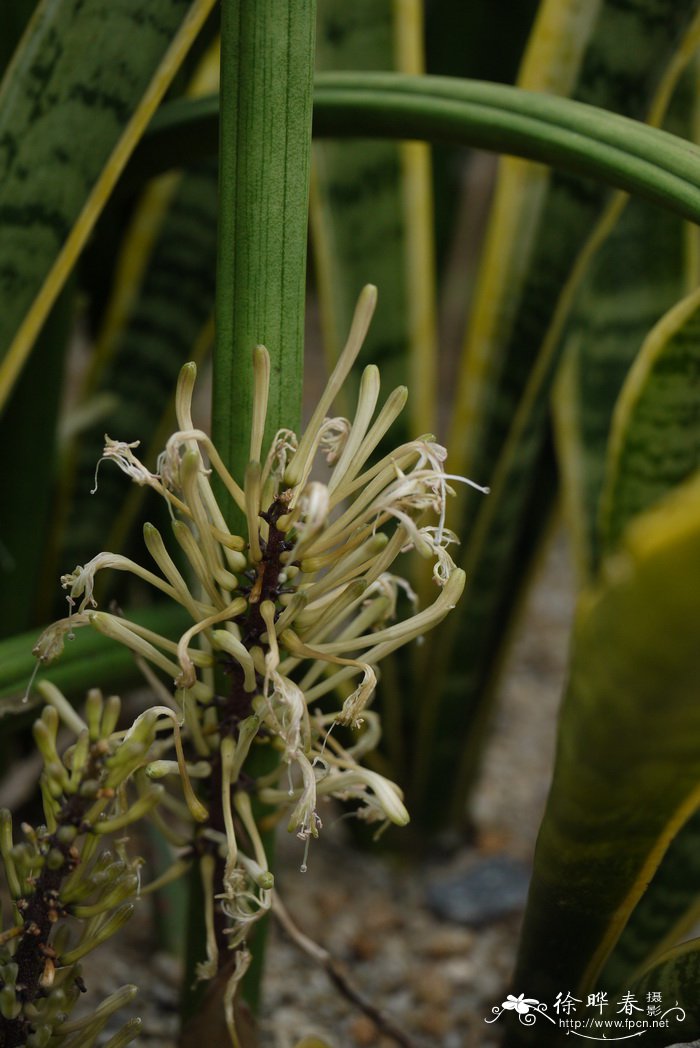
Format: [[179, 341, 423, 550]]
[[424, 927, 475, 958], [425, 855, 530, 926], [410, 967, 452, 1008], [348, 1014, 379, 1046]]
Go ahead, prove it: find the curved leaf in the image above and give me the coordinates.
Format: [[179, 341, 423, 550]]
[[509, 472, 700, 1035], [139, 69, 700, 224]]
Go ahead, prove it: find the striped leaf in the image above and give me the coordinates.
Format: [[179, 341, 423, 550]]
[[312, 0, 437, 435], [507, 472, 700, 1043], [553, 79, 693, 580], [56, 159, 218, 591], [601, 807, 700, 993], [599, 283, 700, 554], [587, 281, 700, 993], [625, 939, 700, 1046], [0, 0, 216, 413], [413, 0, 700, 827]]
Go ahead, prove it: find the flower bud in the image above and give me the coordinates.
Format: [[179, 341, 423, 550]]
[[93, 786, 163, 833], [101, 694, 122, 738], [0, 810, 21, 899], [0, 985, 21, 1020], [59, 904, 135, 965], [0, 962, 18, 986], [32, 720, 61, 771], [56, 824, 78, 846], [27, 1026, 52, 1048], [84, 689, 104, 741], [46, 847, 66, 871]]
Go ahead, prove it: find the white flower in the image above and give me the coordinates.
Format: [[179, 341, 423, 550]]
[[35, 284, 486, 974]]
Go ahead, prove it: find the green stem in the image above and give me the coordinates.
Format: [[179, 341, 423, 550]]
[[213, 0, 315, 525], [181, 0, 316, 1033]]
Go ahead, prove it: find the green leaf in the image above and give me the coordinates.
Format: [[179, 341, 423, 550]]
[[312, 0, 437, 435], [139, 70, 700, 224], [508, 473, 700, 1037], [0, 0, 216, 414], [57, 160, 218, 584], [601, 807, 700, 993], [599, 283, 700, 554], [553, 199, 687, 579], [0, 281, 74, 637], [417, 0, 700, 828], [0, 603, 189, 715], [552, 78, 693, 580], [625, 938, 700, 1045]]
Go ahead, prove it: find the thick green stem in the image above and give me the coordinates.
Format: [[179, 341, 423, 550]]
[[213, 1, 315, 525], [181, 0, 316, 1034]]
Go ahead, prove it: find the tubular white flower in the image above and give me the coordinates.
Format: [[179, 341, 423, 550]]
[[326, 364, 380, 495], [37, 283, 484, 983], [284, 284, 378, 488]]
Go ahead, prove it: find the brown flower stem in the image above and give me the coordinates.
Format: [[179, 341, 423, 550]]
[[271, 892, 422, 1048], [0, 744, 107, 1048]]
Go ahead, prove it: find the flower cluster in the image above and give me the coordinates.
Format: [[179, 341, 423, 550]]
[[31, 284, 484, 1042], [0, 683, 155, 1048]]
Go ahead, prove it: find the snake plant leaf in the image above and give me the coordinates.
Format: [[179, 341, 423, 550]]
[[0, 602, 189, 717], [140, 73, 700, 224], [0, 0, 216, 415], [600, 807, 700, 994], [599, 282, 700, 556], [0, 2, 36, 76], [553, 79, 693, 582], [55, 159, 218, 592], [312, 0, 437, 436], [507, 472, 700, 1042], [0, 283, 74, 638], [623, 938, 700, 1046], [413, 0, 700, 829]]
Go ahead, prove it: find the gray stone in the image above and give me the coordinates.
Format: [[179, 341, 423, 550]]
[[425, 855, 531, 926]]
